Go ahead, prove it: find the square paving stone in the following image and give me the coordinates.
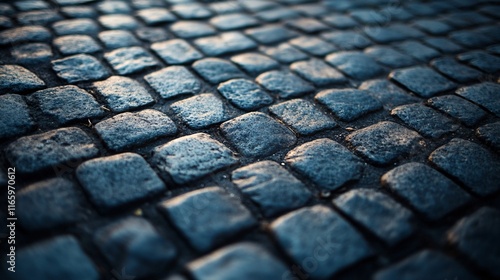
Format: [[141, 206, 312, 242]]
[[232, 160, 312, 217], [11, 43, 53, 63], [0, 64, 45, 93], [245, 25, 298, 45], [394, 40, 440, 62], [260, 42, 308, 64], [389, 66, 456, 98], [374, 250, 478, 280], [323, 14, 359, 29], [210, 13, 258, 30], [257, 7, 300, 22], [326, 51, 385, 80], [137, 8, 176, 25], [422, 37, 464, 54], [17, 178, 87, 231], [0, 94, 35, 139], [158, 187, 257, 252], [144, 66, 201, 99], [192, 58, 244, 84], [285, 138, 364, 191], [382, 163, 471, 221], [316, 89, 382, 121], [270, 205, 373, 278], [364, 46, 416, 68], [359, 79, 420, 110], [99, 14, 140, 30], [97, 1, 131, 14], [220, 112, 296, 158], [188, 243, 288, 280], [427, 95, 487, 127], [171, 3, 213, 19], [54, 35, 101, 55], [170, 21, 216, 39], [363, 24, 423, 44], [135, 27, 169, 42], [151, 39, 203, 64], [217, 79, 273, 111], [171, 93, 233, 129], [290, 59, 346, 86], [95, 109, 177, 151], [321, 30, 372, 50], [230, 53, 279, 76], [76, 153, 166, 210], [152, 133, 238, 184], [429, 138, 500, 196], [391, 103, 459, 139], [32, 85, 104, 125], [194, 32, 257, 56], [289, 36, 337, 56], [52, 54, 110, 83], [269, 99, 336, 135], [447, 207, 500, 278], [346, 121, 423, 165], [458, 51, 500, 73], [287, 18, 329, 33], [477, 122, 500, 152], [256, 70, 314, 98], [98, 30, 140, 49], [334, 189, 414, 245], [16, 236, 99, 280], [52, 18, 100, 35], [6, 127, 99, 174], [455, 82, 500, 117], [94, 217, 177, 278], [104, 47, 158, 75], [92, 76, 154, 113], [430, 57, 482, 83], [0, 26, 52, 45]]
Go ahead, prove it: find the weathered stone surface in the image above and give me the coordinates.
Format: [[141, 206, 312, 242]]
[[99, 14, 139, 30], [221, 112, 296, 157], [188, 243, 288, 280], [382, 163, 471, 221], [359, 79, 419, 110], [448, 207, 500, 277], [458, 51, 500, 73], [422, 37, 464, 54], [326, 51, 385, 80], [52, 19, 99, 35], [232, 161, 312, 217], [0, 64, 45, 93], [210, 13, 258, 30], [94, 217, 177, 278], [374, 250, 478, 280], [287, 17, 329, 33], [364, 46, 416, 68], [76, 153, 166, 210], [291, 59, 346, 86], [334, 189, 414, 245], [428, 95, 486, 127], [135, 27, 169, 42], [171, 3, 213, 19], [95, 109, 177, 151], [0, 25, 51, 45], [105, 47, 158, 75], [391, 103, 459, 138], [54, 35, 101, 55], [270, 99, 336, 135], [285, 138, 364, 190], [17, 10, 62, 25], [217, 79, 273, 111], [245, 25, 297, 44], [477, 121, 500, 152], [52, 54, 109, 83], [0, 94, 35, 139], [256, 70, 314, 98], [170, 20, 216, 38], [137, 8, 176, 25], [93, 76, 154, 113], [346, 121, 422, 165], [456, 82, 500, 117], [395, 40, 440, 62], [289, 36, 336, 56], [389, 66, 456, 98], [151, 39, 203, 64], [316, 89, 382, 121], [158, 187, 256, 252], [429, 138, 500, 196], [32, 85, 104, 125], [230, 53, 279, 76], [98, 30, 140, 49], [271, 205, 373, 278], [145, 66, 201, 99], [431, 57, 482, 83], [6, 127, 99, 174], [11, 43, 52, 63], [171, 93, 233, 129], [194, 32, 256, 56], [17, 178, 87, 231], [16, 236, 99, 280], [261, 42, 308, 63], [152, 133, 238, 184], [192, 58, 244, 84], [321, 30, 371, 50]]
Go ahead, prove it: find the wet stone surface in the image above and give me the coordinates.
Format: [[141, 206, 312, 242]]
[[217, 79, 273, 111], [316, 88, 382, 121], [389, 66, 456, 98]]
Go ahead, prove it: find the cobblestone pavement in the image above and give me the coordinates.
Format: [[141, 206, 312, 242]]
[[0, 0, 500, 279]]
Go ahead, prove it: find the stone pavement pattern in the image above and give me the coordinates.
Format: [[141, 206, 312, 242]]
[[0, 0, 500, 279]]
